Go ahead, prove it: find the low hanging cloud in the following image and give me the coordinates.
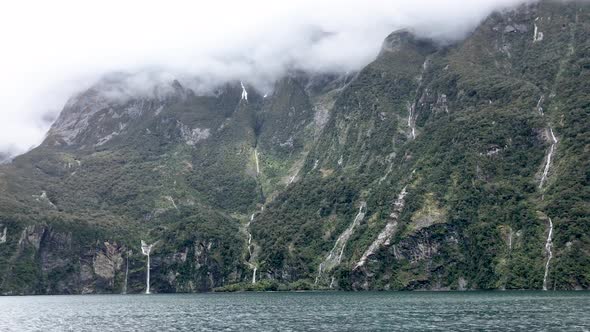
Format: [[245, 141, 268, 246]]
[[0, 0, 538, 157]]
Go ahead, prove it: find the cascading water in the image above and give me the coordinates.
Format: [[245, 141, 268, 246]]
[[240, 81, 248, 101], [312, 159, 319, 170], [543, 217, 554, 291], [315, 202, 367, 285], [406, 59, 429, 139], [539, 127, 558, 189], [355, 186, 408, 269], [408, 103, 416, 140], [122, 250, 130, 294], [337, 206, 366, 263], [245, 206, 264, 284], [243, 145, 263, 284], [141, 240, 155, 294], [247, 231, 254, 266], [254, 149, 260, 175], [533, 21, 544, 42], [536, 93, 557, 290]]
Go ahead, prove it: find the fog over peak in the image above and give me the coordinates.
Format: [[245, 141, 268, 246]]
[[0, 0, 538, 156]]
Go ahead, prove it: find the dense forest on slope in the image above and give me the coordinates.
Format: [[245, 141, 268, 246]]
[[0, 0, 588, 294]]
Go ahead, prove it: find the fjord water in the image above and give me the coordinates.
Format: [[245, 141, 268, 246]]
[[0, 292, 588, 331]]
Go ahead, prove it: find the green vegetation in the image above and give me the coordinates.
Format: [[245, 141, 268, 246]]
[[0, 0, 587, 294]]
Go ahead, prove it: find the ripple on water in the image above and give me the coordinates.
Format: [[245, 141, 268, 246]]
[[0, 291, 588, 331]]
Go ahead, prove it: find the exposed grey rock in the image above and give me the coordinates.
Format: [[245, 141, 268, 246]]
[[18, 225, 47, 250], [93, 242, 124, 282], [32, 191, 57, 209], [178, 122, 211, 145], [504, 25, 516, 33]]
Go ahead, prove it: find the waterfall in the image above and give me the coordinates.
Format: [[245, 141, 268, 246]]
[[315, 202, 366, 284], [378, 164, 393, 185], [549, 127, 558, 145], [337, 205, 366, 263], [141, 240, 155, 294], [543, 217, 554, 291], [254, 149, 260, 175], [245, 222, 257, 284], [240, 81, 248, 101], [533, 21, 544, 42], [536, 89, 558, 288], [314, 263, 324, 285], [407, 59, 428, 139], [312, 159, 319, 170], [539, 127, 558, 189], [146, 254, 150, 294], [408, 57, 430, 139], [355, 186, 408, 269], [122, 251, 129, 294], [246, 145, 263, 283], [245, 206, 264, 284], [165, 196, 178, 210], [407, 103, 416, 139], [247, 232, 254, 262]]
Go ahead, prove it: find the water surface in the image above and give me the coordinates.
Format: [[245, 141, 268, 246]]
[[0, 291, 588, 331]]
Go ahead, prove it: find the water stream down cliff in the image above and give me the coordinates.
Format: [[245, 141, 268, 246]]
[[316, 202, 367, 286]]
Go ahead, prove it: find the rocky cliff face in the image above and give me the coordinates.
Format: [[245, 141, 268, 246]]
[[0, 223, 126, 294], [0, 0, 588, 294]]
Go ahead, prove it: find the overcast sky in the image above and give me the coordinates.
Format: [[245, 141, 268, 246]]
[[0, 0, 536, 156]]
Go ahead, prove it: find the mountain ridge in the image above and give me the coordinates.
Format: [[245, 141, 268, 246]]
[[0, 0, 588, 294]]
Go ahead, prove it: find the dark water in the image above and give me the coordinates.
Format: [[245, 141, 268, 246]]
[[0, 291, 588, 331]]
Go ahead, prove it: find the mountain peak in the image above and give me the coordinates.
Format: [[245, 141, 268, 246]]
[[379, 29, 437, 55]]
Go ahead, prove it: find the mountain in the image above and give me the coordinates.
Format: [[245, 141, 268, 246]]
[[0, 0, 588, 294]]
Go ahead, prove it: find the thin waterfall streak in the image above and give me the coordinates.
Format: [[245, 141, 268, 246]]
[[316, 203, 366, 284], [254, 149, 260, 175], [543, 217, 554, 291], [355, 186, 408, 269], [123, 254, 129, 294], [146, 253, 151, 294], [246, 205, 263, 284], [539, 127, 558, 189], [141, 240, 155, 295]]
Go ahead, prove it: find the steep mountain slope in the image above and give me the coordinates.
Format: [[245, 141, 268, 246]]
[[0, 70, 347, 293], [0, 0, 588, 294], [252, 0, 590, 291]]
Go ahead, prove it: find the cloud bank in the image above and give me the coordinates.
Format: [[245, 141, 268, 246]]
[[0, 0, 537, 156]]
